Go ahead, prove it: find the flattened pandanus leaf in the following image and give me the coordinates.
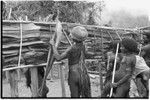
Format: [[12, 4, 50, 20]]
[[39, 20, 63, 96], [55, 20, 63, 48]]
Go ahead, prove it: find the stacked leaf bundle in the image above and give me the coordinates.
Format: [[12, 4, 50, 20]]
[[2, 20, 139, 69], [2, 21, 69, 68]]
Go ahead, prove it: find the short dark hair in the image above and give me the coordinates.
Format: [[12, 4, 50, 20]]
[[122, 38, 139, 53]]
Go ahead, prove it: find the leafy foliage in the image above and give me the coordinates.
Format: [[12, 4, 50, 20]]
[[2, 1, 105, 25]]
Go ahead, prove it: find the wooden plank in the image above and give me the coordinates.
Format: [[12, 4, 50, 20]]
[[9, 70, 19, 97], [30, 68, 39, 97], [59, 64, 66, 97]]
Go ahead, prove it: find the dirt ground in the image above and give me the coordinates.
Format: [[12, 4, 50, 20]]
[[2, 75, 101, 97]]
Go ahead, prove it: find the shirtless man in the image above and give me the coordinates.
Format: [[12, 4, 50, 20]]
[[50, 26, 95, 97]]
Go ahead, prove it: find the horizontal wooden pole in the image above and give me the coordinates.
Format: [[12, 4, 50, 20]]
[[3, 20, 137, 31], [3, 62, 62, 72], [3, 62, 102, 76], [2, 59, 100, 71]]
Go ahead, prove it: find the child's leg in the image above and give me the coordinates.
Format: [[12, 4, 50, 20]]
[[114, 82, 130, 97], [101, 82, 111, 97]]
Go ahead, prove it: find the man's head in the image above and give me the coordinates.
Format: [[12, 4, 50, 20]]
[[71, 26, 88, 43]]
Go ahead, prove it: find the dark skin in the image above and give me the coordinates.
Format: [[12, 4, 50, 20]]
[[50, 39, 93, 97], [138, 45, 150, 97], [111, 44, 149, 97], [111, 53, 135, 88], [102, 44, 136, 97], [112, 54, 136, 97], [139, 37, 150, 97], [50, 40, 94, 62], [111, 44, 136, 97], [141, 44, 150, 67]]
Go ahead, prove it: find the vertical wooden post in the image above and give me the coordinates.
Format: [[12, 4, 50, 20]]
[[58, 64, 60, 79], [59, 63, 66, 97], [30, 68, 39, 97], [17, 18, 23, 80], [100, 30, 103, 95], [5, 71, 9, 82], [9, 70, 19, 97], [98, 61, 103, 97]]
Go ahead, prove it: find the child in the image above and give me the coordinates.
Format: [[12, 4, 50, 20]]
[[111, 38, 150, 97], [50, 26, 94, 97]]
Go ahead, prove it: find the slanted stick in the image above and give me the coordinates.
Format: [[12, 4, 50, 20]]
[[17, 18, 23, 80], [109, 43, 119, 97], [115, 31, 122, 41], [39, 20, 62, 96], [62, 29, 72, 46], [106, 56, 110, 71], [39, 26, 56, 96]]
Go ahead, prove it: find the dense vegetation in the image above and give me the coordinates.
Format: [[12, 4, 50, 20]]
[[2, 1, 150, 28], [2, 1, 105, 25]]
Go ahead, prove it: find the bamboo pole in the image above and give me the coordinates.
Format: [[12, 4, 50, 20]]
[[109, 43, 119, 97]]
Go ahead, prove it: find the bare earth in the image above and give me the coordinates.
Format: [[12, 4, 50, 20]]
[[2, 77, 101, 97]]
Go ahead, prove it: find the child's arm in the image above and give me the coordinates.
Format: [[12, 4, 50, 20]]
[[112, 56, 136, 87]]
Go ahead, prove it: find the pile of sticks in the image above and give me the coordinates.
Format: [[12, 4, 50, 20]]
[[2, 20, 140, 69]]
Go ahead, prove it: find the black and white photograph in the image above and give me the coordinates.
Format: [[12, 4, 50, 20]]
[[1, 0, 150, 98]]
